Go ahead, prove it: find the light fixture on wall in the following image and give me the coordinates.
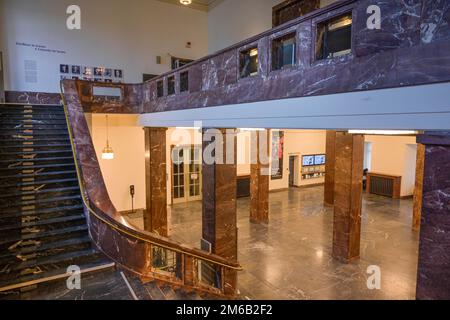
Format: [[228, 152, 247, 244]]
[[180, 0, 192, 5], [102, 115, 114, 160]]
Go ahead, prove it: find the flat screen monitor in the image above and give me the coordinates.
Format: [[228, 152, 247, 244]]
[[315, 155, 326, 165], [302, 155, 315, 167]]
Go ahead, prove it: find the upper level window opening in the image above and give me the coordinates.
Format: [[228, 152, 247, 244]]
[[272, 33, 297, 71], [156, 80, 164, 98], [316, 13, 352, 61], [180, 71, 189, 93], [239, 47, 259, 78], [167, 76, 176, 95]]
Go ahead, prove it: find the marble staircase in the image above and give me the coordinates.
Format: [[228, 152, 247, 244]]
[[0, 104, 112, 295]]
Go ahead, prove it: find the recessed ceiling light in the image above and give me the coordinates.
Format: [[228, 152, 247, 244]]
[[180, 0, 192, 5]]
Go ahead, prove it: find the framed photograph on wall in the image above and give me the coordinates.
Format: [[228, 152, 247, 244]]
[[103, 68, 112, 77], [94, 67, 104, 77], [83, 67, 93, 76], [60, 64, 69, 74], [71, 65, 81, 75], [114, 69, 123, 78]]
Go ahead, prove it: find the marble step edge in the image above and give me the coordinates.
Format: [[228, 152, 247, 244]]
[[0, 178, 77, 189], [0, 260, 115, 293], [0, 204, 83, 219], [0, 150, 73, 156], [0, 235, 92, 262], [0, 213, 85, 232], [0, 185, 80, 199], [0, 163, 76, 172], [0, 225, 89, 246]]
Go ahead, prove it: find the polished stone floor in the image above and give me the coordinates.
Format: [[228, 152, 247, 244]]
[[146, 186, 419, 300]]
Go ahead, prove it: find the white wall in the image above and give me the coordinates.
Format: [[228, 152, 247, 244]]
[[91, 114, 146, 212], [208, 0, 282, 53], [208, 0, 339, 53], [365, 135, 417, 197], [0, 0, 208, 92]]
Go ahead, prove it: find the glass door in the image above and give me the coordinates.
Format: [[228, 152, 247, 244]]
[[172, 146, 202, 203]]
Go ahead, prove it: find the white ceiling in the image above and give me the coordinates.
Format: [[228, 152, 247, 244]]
[[156, 0, 224, 12]]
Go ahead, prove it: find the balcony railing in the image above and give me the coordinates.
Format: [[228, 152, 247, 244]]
[[75, 0, 450, 115]]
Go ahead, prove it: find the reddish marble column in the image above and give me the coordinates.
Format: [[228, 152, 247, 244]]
[[332, 132, 364, 262], [324, 131, 337, 206], [413, 143, 425, 231], [416, 132, 450, 300], [144, 127, 168, 237], [202, 128, 238, 295], [250, 130, 270, 224]]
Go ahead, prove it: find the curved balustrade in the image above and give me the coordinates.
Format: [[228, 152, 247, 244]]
[[61, 79, 241, 297]]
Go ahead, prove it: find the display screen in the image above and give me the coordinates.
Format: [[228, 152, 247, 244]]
[[302, 156, 315, 166], [315, 155, 326, 165]]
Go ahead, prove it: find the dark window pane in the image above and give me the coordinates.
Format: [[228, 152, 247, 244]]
[[180, 71, 189, 92], [239, 47, 258, 78], [167, 76, 175, 95], [316, 13, 352, 61], [156, 80, 164, 98], [272, 33, 296, 70]]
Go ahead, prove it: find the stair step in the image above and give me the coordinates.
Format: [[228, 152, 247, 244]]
[[161, 285, 181, 300], [0, 225, 88, 246], [0, 130, 69, 135], [0, 107, 64, 112], [0, 178, 78, 189], [0, 248, 98, 275], [0, 235, 92, 263], [0, 133, 69, 138], [0, 125, 68, 130], [0, 150, 73, 157], [0, 156, 74, 164], [0, 204, 84, 220], [0, 258, 114, 294], [0, 143, 70, 150], [0, 119, 67, 125], [0, 186, 80, 199], [0, 214, 85, 232], [145, 282, 167, 300], [0, 116, 67, 121], [0, 170, 77, 182], [0, 105, 63, 110], [0, 163, 76, 172], [0, 194, 82, 210]]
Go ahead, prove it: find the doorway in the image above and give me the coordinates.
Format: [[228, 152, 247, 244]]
[[171, 145, 202, 203], [289, 155, 298, 187]]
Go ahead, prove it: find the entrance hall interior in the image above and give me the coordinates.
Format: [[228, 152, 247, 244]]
[[88, 114, 421, 300], [1, 0, 449, 302]]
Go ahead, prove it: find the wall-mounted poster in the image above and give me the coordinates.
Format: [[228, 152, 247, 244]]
[[71, 65, 81, 75], [104, 68, 112, 78], [60, 64, 69, 74], [83, 67, 93, 77], [94, 67, 104, 77], [271, 130, 284, 180], [114, 69, 123, 78]]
